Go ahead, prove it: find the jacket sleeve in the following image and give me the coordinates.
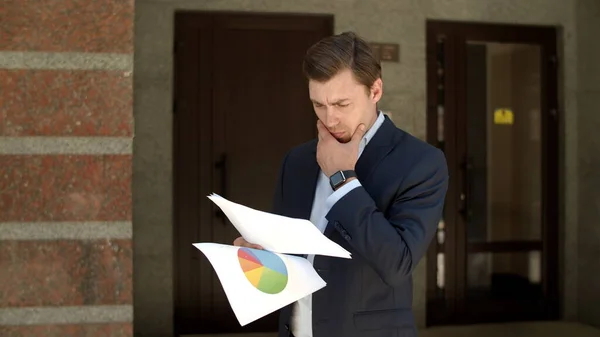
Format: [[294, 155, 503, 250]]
[[325, 148, 449, 287]]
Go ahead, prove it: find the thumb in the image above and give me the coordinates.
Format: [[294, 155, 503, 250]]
[[351, 124, 367, 144]]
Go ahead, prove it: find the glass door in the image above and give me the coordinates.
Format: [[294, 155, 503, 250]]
[[426, 21, 559, 326]]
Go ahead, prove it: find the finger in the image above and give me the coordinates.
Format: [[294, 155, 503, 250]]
[[316, 120, 333, 141], [316, 121, 323, 141], [316, 119, 326, 135], [233, 237, 264, 250], [351, 124, 367, 144], [317, 119, 329, 135], [242, 241, 264, 250], [233, 237, 245, 246]]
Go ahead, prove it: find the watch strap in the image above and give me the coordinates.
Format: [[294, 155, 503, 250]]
[[339, 170, 357, 179]]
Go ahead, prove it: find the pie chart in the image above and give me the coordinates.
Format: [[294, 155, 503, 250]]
[[237, 247, 288, 294]]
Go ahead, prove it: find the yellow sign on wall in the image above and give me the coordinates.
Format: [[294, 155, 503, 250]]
[[494, 108, 514, 125]]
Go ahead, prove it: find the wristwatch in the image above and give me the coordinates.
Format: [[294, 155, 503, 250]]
[[329, 170, 357, 191]]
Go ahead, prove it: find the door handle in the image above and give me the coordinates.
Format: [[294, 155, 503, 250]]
[[459, 156, 473, 222], [214, 153, 227, 222]]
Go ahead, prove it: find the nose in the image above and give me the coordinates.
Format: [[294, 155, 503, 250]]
[[324, 107, 339, 128]]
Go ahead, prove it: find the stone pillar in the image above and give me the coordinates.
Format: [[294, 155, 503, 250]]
[[0, 0, 135, 336]]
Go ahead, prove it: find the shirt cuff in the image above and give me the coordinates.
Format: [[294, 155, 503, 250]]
[[325, 179, 361, 210]]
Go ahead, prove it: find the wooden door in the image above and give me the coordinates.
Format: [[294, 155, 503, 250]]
[[173, 11, 333, 335], [425, 21, 559, 326]]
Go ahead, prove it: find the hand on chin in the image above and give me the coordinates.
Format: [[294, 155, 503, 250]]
[[316, 120, 366, 177]]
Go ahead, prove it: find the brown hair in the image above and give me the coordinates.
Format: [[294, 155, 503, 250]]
[[302, 31, 382, 89]]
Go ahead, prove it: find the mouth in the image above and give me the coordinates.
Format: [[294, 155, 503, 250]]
[[331, 132, 345, 139]]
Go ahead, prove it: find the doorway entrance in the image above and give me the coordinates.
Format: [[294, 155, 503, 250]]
[[173, 11, 333, 335], [425, 21, 559, 326]]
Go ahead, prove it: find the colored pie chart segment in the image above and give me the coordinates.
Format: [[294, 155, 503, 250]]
[[238, 247, 288, 294]]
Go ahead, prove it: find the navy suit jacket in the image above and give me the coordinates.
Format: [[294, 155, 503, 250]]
[[272, 116, 448, 337]]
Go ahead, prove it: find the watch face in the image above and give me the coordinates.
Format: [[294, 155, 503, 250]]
[[330, 171, 345, 188]]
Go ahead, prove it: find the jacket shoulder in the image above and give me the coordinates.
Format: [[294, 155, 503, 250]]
[[392, 128, 445, 165]]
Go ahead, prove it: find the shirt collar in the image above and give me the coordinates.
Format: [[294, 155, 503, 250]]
[[358, 110, 385, 157]]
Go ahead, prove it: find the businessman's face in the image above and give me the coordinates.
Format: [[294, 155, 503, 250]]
[[308, 68, 382, 143]]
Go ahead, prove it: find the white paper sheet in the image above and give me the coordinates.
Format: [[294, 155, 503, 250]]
[[207, 193, 351, 259], [194, 243, 326, 326], [192, 193, 353, 326]]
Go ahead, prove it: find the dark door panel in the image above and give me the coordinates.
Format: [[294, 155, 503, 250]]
[[173, 11, 333, 335]]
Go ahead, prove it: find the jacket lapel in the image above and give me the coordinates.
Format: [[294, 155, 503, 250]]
[[286, 140, 319, 259], [354, 116, 400, 180], [288, 140, 320, 221]]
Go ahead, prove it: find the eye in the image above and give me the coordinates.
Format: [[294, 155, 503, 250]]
[[337, 103, 350, 108], [313, 102, 324, 108]]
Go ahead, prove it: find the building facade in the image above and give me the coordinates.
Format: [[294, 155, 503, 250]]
[[1, 0, 599, 336]]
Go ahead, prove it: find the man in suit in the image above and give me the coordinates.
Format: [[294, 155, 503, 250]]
[[234, 31, 448, 337]]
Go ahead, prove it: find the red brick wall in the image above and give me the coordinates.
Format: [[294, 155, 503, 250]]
[[1, 0, 133, 53], [0, 0, 134, 336]]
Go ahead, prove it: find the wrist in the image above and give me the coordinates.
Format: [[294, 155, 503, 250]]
[[329, 169, 357, 191], [327, 166, 355, 177]]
